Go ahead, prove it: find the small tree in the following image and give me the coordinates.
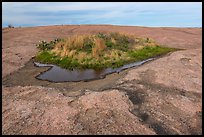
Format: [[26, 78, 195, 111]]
[[8, 24, 14, 28]]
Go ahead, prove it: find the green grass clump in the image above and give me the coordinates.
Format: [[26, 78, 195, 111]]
[[128, 45, 177, 61], [35, 32, 178, 70]]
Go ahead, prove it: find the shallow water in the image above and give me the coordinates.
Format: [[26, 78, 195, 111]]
[[34, 58, 155, 82]]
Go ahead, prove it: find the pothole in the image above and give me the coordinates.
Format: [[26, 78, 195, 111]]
[[34, 58, 155, 82]]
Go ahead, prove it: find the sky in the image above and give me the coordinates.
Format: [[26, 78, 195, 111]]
[[2, 2, 202, 27]]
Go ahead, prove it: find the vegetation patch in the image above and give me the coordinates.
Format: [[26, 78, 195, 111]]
[[35, 32, 178, 70]]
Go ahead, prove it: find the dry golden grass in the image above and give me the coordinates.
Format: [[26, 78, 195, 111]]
[[50, 33, 161, 62], [77, 52, 88, 61], [94, 38, 106, 50], [71, 35, 85, 49], [92, 47, 98, 58], [116, 32, 136, 39], [68, 50, 77, 58], [132, 45, 145, 50], [51, 34, 109, 59], [145, 42, 157, 47], [103, 49, 119, 60], [51, 33, 140, 60], [92, 38, 106, 58], [52, 34, 92, 57], [111, 38, 116, 44], [60, 50, 66, 57], [52, 41, 64, 55]]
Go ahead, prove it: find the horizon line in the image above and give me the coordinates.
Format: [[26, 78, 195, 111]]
[[2, 24, 202, 29]]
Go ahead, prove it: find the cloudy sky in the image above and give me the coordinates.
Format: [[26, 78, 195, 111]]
[[2, 2, 202, 27]]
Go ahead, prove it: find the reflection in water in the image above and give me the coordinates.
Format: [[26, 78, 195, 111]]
[[34, 58, 155, 82]]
